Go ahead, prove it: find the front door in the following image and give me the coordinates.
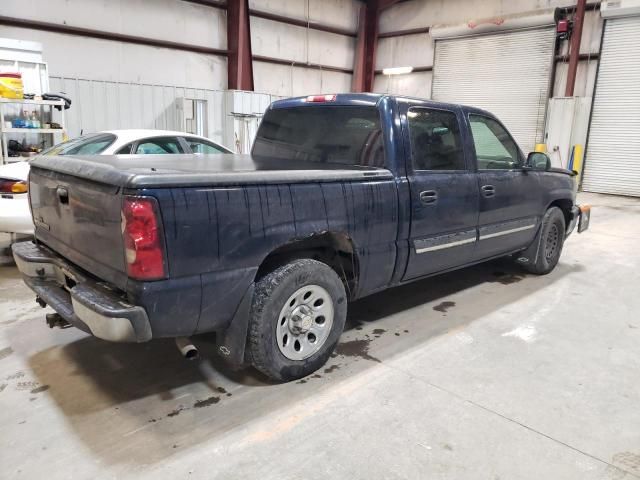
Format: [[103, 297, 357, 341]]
[[402, 104, 479, 281], [466, 113, 542, 260]]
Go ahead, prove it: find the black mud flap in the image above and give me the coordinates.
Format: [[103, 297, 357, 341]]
[[515, 224, 544, 266], [216, 283, 254, 366]]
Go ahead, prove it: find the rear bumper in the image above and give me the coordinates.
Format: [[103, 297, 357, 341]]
[[12, 241, 152, 342]]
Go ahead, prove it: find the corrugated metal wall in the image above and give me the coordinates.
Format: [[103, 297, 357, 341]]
[[432, 28, 555, 154], [582, 16, 640, 197], [49, 76, 227, 143]]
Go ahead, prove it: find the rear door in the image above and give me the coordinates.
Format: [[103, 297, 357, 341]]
[[467, 112, 541, 259], [401, 102, 479, 280]]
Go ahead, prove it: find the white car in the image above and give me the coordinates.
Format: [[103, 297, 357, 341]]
[[0, 129, 232, 251]]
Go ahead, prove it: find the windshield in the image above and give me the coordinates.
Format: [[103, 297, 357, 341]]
[[252, 106, 385, 168], [40, 133, 116, 156]]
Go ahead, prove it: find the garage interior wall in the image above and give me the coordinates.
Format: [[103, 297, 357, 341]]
[[0, 0, 359, 143], [250, 0, 359, 96], [374, 0, 602, 102]]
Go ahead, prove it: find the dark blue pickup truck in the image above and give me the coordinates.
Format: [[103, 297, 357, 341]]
[[13, 93, 589, 381]]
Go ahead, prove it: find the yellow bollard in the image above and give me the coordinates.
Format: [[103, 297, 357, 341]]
[[534, 143, 547, 153], [572, 144, 584, 177]]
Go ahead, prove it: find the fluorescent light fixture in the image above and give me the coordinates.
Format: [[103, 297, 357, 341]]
[[382, 66, 414, 75]]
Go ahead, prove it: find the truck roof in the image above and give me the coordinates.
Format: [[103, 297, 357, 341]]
[[270, 93, 494, 116]]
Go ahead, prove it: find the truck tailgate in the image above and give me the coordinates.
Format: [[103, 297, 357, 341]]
[[29, 166, 128, 289]]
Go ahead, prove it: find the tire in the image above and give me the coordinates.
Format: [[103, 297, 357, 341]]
[[521, 207, 566, 275], [247, 259, 347, 381]]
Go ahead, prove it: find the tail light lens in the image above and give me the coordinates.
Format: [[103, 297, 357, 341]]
[[121, 196, 167, 280], [0, 179, 28, 194]]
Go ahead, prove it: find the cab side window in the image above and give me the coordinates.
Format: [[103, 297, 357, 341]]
[[408, 108, 466, 171], [469, 115, 521, 170]]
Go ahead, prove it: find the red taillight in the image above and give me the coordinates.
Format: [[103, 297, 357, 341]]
[[121, 196, 166, 280], [305, 94, 336, 103], [0, 179, 28, 194]]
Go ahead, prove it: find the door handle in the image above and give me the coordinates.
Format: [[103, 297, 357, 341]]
[[420, 190, 438, 205], [56, 186, 69, 205], [481, 185, 495, 198]]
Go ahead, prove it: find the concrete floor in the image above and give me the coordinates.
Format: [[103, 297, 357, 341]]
[[1, 192, 639, 479]]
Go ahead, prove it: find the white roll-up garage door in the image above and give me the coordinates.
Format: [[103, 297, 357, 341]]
[[582, 17, 640, 197], [432, 28, 555, 153]]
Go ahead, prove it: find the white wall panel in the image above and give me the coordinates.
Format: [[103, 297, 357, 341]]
[[1, 0, 226, 49], [251, 17, 355, 69], [376, 34, 433, 70], [552, 60, 599, 97], [253, 62, 351, 97], [250, 0, 359, 31], [373, 71, 433, 99], [379, 0, 582, 33], [0, 26, 227, 90]]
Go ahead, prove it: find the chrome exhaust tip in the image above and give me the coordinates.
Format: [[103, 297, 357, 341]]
[[175, 337, 199, 360]]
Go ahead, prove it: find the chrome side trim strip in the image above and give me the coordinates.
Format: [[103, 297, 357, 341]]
[[479, 224, 536, 240], [415, 237, 476, 254]]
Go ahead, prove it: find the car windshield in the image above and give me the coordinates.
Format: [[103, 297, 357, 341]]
[[40, 133, 116, 156], [252, 106, 385, 168]]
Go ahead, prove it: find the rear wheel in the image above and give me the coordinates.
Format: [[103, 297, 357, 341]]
[[521, 207, 566, 275], [247, 259, 347, 381]]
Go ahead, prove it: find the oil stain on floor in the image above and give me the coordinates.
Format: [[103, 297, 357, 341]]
[[433, 301, 456, 313], [334, 338, 381, 363]]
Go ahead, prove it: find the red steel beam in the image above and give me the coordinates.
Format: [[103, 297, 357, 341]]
[[352, 0, 402, 92], [565, 0, 587, 97], [227, 0, 254, 91]]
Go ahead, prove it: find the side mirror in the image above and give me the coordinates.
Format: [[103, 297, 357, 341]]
[[525, 152, 551, 171]]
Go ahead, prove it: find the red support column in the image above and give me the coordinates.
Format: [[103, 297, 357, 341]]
[[352, 0, 402, 93], [227, 0, 254, 91], [565, 0, 587, 97]]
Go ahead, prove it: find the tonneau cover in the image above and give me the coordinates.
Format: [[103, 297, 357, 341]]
[[29, 154, 394, 189]]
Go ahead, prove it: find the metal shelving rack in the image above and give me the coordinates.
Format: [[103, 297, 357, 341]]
[[0, 98, 66, 165]]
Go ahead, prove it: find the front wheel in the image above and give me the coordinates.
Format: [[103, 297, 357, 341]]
[[247, 259, 347, 381], [521, 207, 566, 275]]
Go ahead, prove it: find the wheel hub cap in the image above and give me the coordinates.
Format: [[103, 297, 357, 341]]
[[289, 305, 313, 334], [276, 284, 335, 361]]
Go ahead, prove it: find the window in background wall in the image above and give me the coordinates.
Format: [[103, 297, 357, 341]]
[[180, 98, 208, 137]]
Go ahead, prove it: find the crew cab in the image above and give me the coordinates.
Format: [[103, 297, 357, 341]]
[[12, 94, 590, 381]]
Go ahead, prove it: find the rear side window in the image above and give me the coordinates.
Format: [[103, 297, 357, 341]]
[[115, 143, 134, 154], [407, 108, 465, 171], [252, 106, 385, 167], [134, 137, 183, 154], [41, 133, 116, 156], [185, 138, 228, 154]]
